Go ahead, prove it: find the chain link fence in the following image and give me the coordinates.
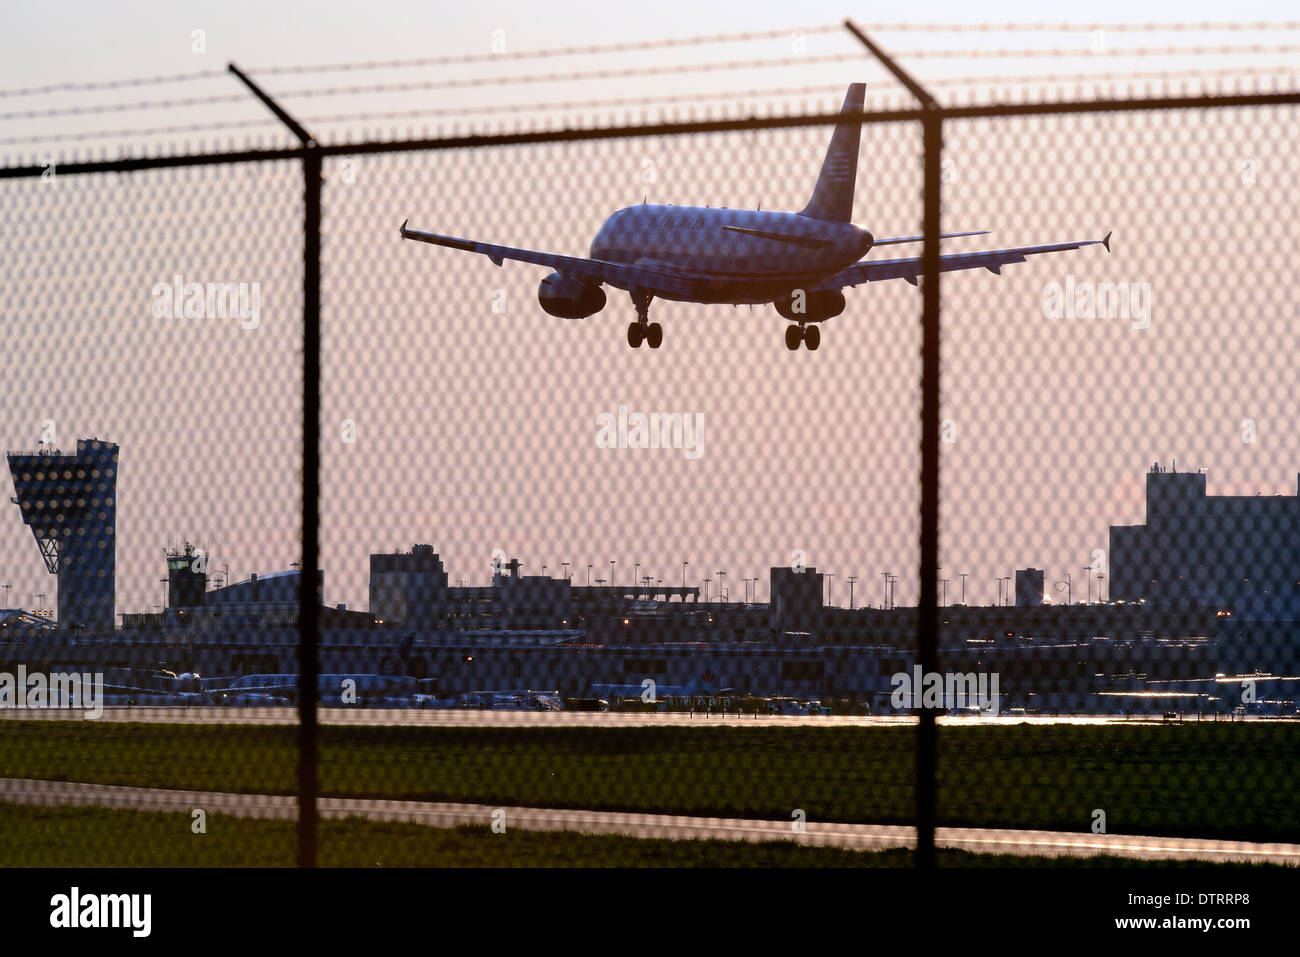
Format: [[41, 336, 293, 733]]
[[2, 38, 1298, 867]]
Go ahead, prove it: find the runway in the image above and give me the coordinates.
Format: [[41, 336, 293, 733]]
[[1, 776, 1294, 864], [0, 706, 1203, 728]]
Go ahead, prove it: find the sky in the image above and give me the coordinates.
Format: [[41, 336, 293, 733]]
[[1, 3, 1297, 617]]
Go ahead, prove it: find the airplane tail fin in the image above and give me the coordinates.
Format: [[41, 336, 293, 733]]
[[799, 83, 865, 223]]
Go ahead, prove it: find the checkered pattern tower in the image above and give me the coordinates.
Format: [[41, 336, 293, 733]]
[[7, 439, 118, 631]]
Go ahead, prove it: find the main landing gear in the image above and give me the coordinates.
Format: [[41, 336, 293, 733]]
[[785, 323, 821, 351], [627, 290, 663, 349]]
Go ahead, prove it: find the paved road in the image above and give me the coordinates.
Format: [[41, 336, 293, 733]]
[[1, 777, 1294, 864], [0, 706, 1204, 727]]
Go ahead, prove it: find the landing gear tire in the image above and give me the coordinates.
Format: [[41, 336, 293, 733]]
[[629, 289, 656, 349], [785, 325, 802, 351], [804, 324, 821, 351]]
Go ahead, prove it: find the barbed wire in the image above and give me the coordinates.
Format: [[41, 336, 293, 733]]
[[0, 69, 229, 99], [0, 84, 846, 146], [17, 38, 1294, 125], [0, 25, 843, 99], [865, 21, 1300, 31], [899, 43, 1300, 59], [244, 24, 846, 76], [5, 65, 1295, 148], [4, 20, 1297, 100], [0, 92, 249, 121], [0, 54, 869, 120]]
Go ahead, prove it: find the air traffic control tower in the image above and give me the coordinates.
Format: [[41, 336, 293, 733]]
[[7, 439, 118, 630]]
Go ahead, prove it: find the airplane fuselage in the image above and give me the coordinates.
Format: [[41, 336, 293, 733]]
[[589, 204, 873, 304]]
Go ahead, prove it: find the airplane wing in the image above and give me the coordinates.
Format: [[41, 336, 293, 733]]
[[215, 684, 299, 701], [399, 220, 698, 298], [812, 232, 1111, 290]]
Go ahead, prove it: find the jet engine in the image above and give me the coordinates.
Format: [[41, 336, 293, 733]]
[[774, 289, 846, 322], [538, 272, 606, 319]]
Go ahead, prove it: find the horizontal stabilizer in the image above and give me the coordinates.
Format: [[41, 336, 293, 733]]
[[871, 229, 990, 247], [720, 224, 832, 250]]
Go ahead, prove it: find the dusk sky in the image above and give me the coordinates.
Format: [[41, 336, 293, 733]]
[[2, 3, 1296, 616]]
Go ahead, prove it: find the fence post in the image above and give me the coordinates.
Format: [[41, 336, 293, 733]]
[[844, 20, 943, 870], [227, 62, 321, 869], [916, 108, 943, 870], [298, 141, 321, 868]]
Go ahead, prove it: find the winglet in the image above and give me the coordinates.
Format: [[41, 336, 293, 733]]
[[399, 218, 408, 239], [1102, 230, 1112, 253]]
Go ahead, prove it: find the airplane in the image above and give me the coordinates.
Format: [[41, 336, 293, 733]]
[[400, 82, 1110, 351], [447, 689, 564, 711], [590, 671, 735, 701], [211, 672, 420, 706], [76, 668, 212, 707], [204, 634, 421, 706]]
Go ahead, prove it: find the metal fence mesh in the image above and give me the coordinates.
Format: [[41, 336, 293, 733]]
[[1, 75, 1298, 867]]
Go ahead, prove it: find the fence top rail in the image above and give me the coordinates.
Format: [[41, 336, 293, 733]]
[[3, 89, 1297, 180]]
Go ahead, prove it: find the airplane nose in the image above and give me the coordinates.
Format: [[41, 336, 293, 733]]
[[859, 228, 874, 253]]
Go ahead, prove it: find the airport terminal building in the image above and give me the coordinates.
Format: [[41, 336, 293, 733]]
[[1110, 463, 1300, 612]]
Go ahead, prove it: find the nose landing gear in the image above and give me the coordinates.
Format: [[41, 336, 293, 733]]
[[785, 323, 821, 351]]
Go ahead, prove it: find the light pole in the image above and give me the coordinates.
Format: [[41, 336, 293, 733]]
[[587, 563, 592, 587], [959, 572, 969, 605], [1054, 573, 1072, 606], [703, 578, 711, 602], [846, 576, 857, 610], [826, 572, 835, 607], [634, 563, 640, 598], [888, 574, 897, 610], [1, 584, 9, 608], [1097, 572, 1106, 603], [682, 560, 689, 591], [940, 578, 949, 607], [717, 570, 727, 603], [609, 560, 616, 592], [562, 562, 570, 583], [882, 571, 891, 610], [1083, 565, 1093, 604]]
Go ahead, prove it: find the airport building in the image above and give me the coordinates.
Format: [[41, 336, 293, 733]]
[[1015, 568, 1045, 607], [370, 544, 449, 627], [1110, 462, 1300, 610], [3, 441, 1283, 711], [769, 565, 825, 635], [7, 439, 118, 631], [166, 542, 208, 608]]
